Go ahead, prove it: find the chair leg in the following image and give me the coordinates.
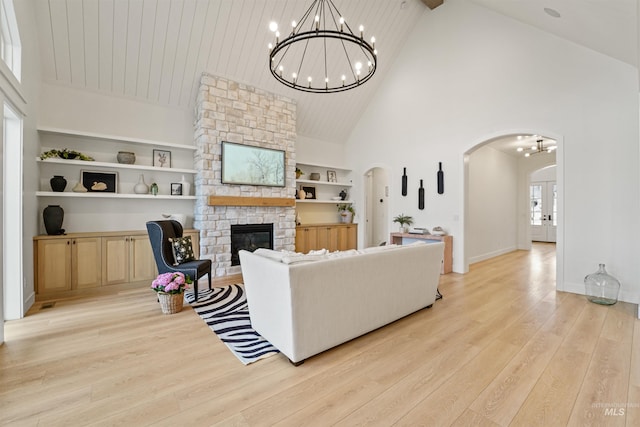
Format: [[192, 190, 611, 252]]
[[208, 273, 212, 290], [194, 281, 199, 302]]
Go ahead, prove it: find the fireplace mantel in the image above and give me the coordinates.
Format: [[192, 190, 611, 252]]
[[208, 195, 296, 207]]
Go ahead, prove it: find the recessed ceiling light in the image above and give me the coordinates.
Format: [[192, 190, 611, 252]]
[[544, 8, 561, 18]]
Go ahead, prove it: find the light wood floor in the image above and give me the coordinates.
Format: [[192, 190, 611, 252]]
[[2, 243, 639, 426]]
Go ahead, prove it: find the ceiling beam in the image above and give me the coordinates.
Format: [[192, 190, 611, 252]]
[[421, 0, 444, 10]]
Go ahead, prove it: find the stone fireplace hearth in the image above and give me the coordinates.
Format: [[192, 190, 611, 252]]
[[193, 73, 297, 277]]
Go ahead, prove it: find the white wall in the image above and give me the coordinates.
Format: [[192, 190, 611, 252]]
[[2, 0, 42, 320], [345, 0, 640, 303], [467, 145, 518, 264]]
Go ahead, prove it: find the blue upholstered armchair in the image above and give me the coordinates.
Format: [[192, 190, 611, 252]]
[[146, 220, 211, 301]]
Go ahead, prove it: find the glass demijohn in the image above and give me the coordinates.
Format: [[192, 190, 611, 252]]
[[584, 264, 620, 305]]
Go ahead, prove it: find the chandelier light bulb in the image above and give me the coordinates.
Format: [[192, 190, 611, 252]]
[[517, 147, 523, 152], [269, 21, 278, 32], [371, 36, 375, 48], [291, 20, 297, 28], [531, 146, 537, 150], [292, 72, 297, 84], [275, 31, 280, 43], [307, 76, 312, 87], [315, 15, 320, 30], [339, 16, 345, 31], [268, 43, 273, 51], [359, 25, 364, 38], [355, 61, 362, 71], [525, 153, 531, 157]]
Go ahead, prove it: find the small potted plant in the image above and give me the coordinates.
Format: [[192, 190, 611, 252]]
[[295, 167, 304, 179], [151, 272, 192, 314], [337, 204, 355, 223], [393, 213, 414, 233]]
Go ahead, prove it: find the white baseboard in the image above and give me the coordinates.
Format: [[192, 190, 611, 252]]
[[468, 246, 517, 265]]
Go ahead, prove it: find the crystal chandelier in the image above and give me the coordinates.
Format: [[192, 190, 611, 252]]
[[268, 0, 377, 93]]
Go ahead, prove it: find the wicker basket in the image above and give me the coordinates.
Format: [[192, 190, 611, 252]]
[[158, 292, 184, 314]]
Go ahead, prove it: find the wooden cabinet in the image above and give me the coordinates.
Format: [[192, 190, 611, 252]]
[[35, 237, 102, 293], [102, 235, 157, 286], [34, 229, 199, 296], [295, 223, 357, 252]]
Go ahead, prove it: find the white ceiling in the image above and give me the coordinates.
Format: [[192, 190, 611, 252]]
[[35, 0, 638, 143]]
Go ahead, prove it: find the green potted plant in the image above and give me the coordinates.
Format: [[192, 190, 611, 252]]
[[295, 167, 304, 179], [337, 204, 355, 223], [40, 148, 94, 161], [393, 213, 414, 233]]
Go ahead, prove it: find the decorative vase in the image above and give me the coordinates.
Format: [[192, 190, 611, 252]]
[[134, 174, 149, 194], [50, 175, 67, 192], [72, 181, 88, 192], [180, 175, 191, 196], [309, 172, 321, 181], [339, 189, 347, 200], [298, 187, 306, 200], [584, 264, 620, 305], [150, 182, 158, 196], [117, 151, 136, 164], [157, 292, 184, 314], [43, 205, 65, 235]]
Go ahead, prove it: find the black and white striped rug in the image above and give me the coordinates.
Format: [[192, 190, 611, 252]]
[[184, 284, 279, 365]]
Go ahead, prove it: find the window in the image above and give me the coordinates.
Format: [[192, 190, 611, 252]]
[[0, 0, 20, 82]]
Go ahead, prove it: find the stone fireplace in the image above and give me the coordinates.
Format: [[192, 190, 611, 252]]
[[193, 73, 297, 277]]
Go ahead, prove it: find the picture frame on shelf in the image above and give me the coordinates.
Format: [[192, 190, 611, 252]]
[[170, 183, 183, 196], [153, 149, 171, 168], [81, 170, 118, 193], [327, 170, 337, 182], [302, 186, 316, 199]]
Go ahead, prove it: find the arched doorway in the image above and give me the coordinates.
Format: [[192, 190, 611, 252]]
[[463, 132, 562, 288]]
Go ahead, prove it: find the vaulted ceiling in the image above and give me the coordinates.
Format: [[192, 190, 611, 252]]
[[35, 0, 638, 143]]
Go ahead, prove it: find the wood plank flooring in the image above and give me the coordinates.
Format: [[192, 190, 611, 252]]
[[1, 243, 638, 426]]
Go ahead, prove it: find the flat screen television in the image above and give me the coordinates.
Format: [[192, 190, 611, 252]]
[[221, 141, 286, 187]]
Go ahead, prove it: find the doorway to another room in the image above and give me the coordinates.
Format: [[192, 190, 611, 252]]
[[530, 165, 557, 243], [364, 167, 389, 247]]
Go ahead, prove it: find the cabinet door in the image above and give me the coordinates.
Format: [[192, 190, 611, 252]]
[[102, 236, 129, 286], [129, 235, 157, 283], [317, 226, 339, 251], [295, 227, 318, 253], [72, 237, 102, 289], [339, 225, 357, 250], [36, 239, 72, 293]]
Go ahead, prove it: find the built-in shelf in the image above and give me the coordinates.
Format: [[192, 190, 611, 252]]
[[296, 161, 351, 171], [37, 158, 197, 174], [296, 199, 353, 204], [37, 126, 196, 151], [36, 191, 196, 200], [296, 179, 351, 187]]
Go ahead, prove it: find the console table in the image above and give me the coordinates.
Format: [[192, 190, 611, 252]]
[[389, 232, 453, 274]]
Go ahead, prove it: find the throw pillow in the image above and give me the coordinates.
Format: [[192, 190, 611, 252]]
[[169, 236, 196, 265]]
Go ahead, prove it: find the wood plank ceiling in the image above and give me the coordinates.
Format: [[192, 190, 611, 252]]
[[35, 0, 429, 143]]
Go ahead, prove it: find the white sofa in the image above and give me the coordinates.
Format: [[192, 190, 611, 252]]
[[239, 242, 444, 364]]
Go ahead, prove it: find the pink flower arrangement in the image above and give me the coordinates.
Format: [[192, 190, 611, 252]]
[[151, 272, 192, 294]]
